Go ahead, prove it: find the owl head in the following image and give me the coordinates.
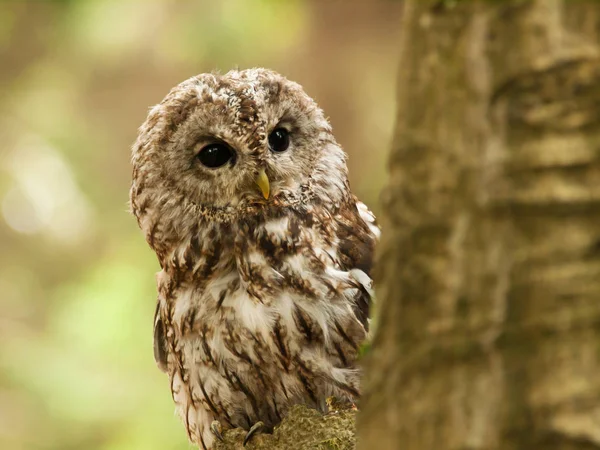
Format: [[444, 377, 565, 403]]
[[130, 69, 350, 250]]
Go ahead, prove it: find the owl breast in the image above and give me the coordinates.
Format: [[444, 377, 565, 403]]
[[159, 201, 373, 449]]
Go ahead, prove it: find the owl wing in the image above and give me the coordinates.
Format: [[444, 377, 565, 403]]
[[153, 301, 169, 372], [335, 199, 380, 330]]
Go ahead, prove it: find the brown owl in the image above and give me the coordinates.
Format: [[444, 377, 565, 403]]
[[130, 68, 379, 449]]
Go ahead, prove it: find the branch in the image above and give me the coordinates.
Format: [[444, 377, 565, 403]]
[[214, 405, 356, 450]]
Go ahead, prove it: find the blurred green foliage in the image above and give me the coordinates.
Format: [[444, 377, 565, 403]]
[[0, 1, 401, 449]]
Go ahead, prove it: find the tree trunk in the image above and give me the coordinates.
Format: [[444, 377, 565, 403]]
[[358, 1, 600, 449]]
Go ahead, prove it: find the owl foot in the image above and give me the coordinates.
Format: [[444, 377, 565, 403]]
[[210, 420, 224, 442], [243, 421, 265, 447]]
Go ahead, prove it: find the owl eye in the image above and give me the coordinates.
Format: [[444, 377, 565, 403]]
[[268, 128, 290, 153], [197, 144, 234, 168]]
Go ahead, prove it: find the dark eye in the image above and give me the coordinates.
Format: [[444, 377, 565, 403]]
[[268, 128, 290, 153], [197, 144, 234, 168]]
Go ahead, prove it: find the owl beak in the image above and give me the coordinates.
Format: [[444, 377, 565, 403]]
[[255, 169, 270, 200]]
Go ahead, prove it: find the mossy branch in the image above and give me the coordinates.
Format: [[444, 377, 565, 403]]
[[214, 405, 357, 450]]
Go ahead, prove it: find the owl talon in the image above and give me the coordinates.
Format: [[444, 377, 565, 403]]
[[210, 420, 224, 442], [243, 421, 265, 446]]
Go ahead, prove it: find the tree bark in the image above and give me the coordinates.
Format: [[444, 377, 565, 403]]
[[359, 1, 600, 449]]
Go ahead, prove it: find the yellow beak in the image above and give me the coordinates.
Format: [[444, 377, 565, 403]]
[[255, 169, 270, 200]]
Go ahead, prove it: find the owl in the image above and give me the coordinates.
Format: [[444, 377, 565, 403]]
[[130, 68, 379, 449]]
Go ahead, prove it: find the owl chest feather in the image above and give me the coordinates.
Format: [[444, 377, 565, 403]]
[[157, 204, 372, 446]]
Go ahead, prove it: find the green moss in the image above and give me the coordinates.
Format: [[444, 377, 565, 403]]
[[214, 405, 356, 450]]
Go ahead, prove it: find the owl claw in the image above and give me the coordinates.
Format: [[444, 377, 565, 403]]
[[243, 421, 265, 446], [210, 420, 224, 442]]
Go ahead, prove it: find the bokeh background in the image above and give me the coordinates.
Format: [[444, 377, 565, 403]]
[[0, 1, 401, 449]]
